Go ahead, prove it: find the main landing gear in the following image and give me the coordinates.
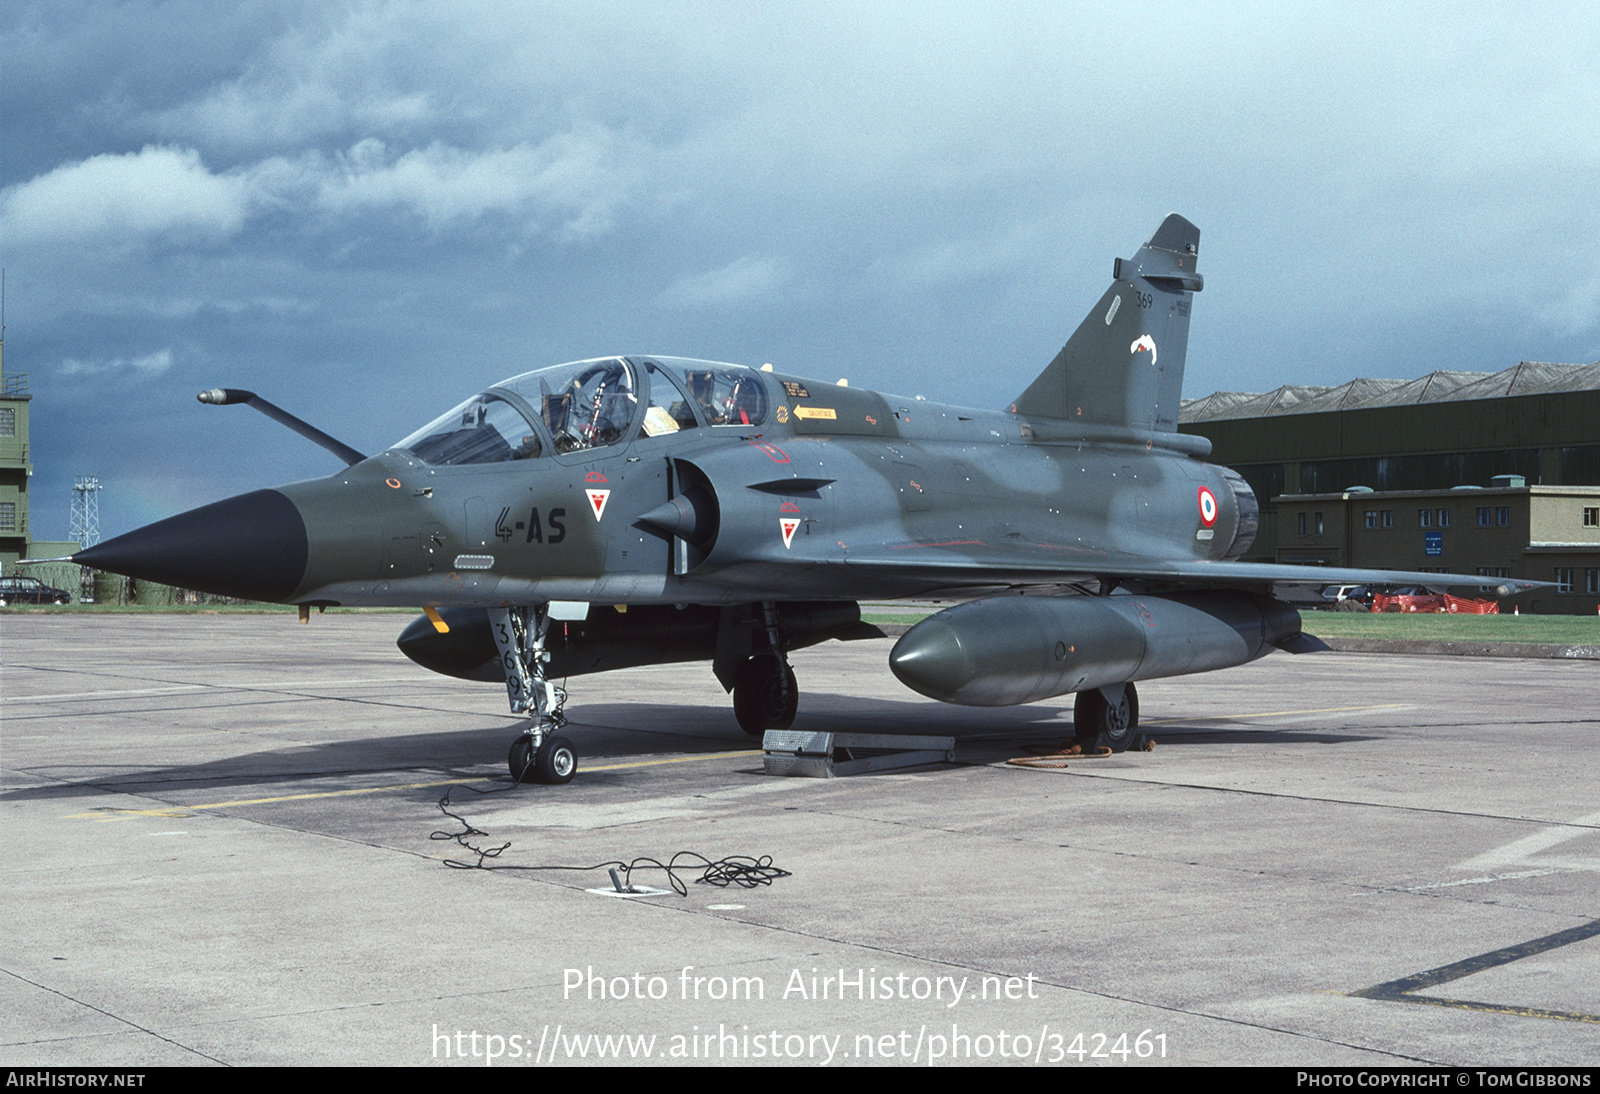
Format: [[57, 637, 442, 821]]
[[731, 603, 797, 736], [1073, 681, 1143, 753], [734, 653, 798, 736], [490, 603, 577, 784]]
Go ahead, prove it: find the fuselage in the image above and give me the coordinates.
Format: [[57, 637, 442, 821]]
[[270, 355, 1256, 609]]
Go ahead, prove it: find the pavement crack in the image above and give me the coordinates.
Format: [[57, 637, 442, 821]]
[[0, 966, 230, 1065], [1052, 769, 1600, 830]]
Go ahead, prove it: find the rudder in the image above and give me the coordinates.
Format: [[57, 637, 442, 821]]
[[1011, 213, 1202, 433]]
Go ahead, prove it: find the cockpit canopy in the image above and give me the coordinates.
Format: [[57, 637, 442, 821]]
[[393, 356, 769, 466], [400, 393, 543, 466]]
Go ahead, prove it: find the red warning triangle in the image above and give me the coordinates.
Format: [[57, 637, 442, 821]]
[[587, 489, 611, 521], [780, 517, 801, 548]]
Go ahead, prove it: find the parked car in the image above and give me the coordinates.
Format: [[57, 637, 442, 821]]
[[0, 576, 75, 606], [1318, 584, 1372, 611]]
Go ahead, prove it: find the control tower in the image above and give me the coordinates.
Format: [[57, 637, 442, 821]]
[[0, 339, 33, 574]]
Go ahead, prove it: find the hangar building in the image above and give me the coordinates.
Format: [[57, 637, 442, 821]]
[[1180, 360, 1600, 613]]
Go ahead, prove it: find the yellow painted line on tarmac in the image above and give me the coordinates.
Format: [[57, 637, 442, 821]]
[[66, 750, 764, 820], [65, 777, 481, 818], [1141, 702, 1405, 726], [582, 749, 763, 772]]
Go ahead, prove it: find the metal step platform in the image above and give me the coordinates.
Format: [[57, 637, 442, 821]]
[[761, 730, 956, 778]]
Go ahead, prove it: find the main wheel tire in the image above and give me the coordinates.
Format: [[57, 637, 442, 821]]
[[535, 735, 577, 784], [508, 737, 536, 783], [1073, 682, 1139, 752], [733, 654, 798, 736]]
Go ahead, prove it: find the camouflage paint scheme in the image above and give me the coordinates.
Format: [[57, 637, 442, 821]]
[[78, 216, 1545, 774]]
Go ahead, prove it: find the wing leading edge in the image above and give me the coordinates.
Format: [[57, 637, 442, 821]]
[[834, 548, 1547, 598]]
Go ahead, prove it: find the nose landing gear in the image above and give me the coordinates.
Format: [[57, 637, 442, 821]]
[[490, 603, 577, 784]]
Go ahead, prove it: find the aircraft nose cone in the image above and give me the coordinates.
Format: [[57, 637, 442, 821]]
[[889, 616, 974, 703], [75, 489, 308, 602]]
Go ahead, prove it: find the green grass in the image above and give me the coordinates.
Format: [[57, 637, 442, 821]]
[[861, 612, 934, 625], [862, 605, 1600, 645], [1301, 610, 1600, 645]]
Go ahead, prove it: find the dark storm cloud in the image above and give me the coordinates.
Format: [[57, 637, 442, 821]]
[[3, 1, 1597, 538]]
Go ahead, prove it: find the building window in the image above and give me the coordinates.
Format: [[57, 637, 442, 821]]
[[1588, 569, 1599, 595], [1477, 507, 1491, 526], [1585, 507, 1598, 528], [1418, 509, 1433, 528], [1555, 568, 1574, 593], [1298, 512, 1307, 536], [1381, 510, 1394, 529], [1497, 506, 1510, 526], [1365, 510, 1378, 529], [1315, 512, 1324, 535], [0, 407, 14, 437], [1438, 509, 1451, 527], [0, 502, 14, 530]]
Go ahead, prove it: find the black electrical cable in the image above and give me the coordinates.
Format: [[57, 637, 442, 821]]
[[429, 783, 791, 896]]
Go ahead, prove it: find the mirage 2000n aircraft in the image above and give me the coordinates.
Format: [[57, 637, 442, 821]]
[[74, 215, 1544, 785]]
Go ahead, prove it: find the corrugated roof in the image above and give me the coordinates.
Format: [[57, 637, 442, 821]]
[[1288, 377, 1406, 415], [1180, 362, 1599, 423]]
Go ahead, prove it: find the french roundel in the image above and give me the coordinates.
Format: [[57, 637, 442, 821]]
[[1197, 486, 1218, 528]]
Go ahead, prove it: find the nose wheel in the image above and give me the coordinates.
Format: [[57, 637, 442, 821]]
[[509, 734, 577, 784]]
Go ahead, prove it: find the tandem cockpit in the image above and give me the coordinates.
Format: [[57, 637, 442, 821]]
[[393, 356, 770, 465]]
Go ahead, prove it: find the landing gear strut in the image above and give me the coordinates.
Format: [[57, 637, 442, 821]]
[[490, 604, 577, 784], [731, 602, 797, 736], [1074, 682, 1141, 753]]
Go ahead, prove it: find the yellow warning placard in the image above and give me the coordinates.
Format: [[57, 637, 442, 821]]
[[794, 407, 837, 420]]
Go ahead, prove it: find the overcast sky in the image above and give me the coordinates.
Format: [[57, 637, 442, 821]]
[[4, 2, 1598, 540]]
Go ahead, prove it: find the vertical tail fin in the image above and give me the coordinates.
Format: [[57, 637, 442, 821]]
[[1011, 213, 1201, 433]]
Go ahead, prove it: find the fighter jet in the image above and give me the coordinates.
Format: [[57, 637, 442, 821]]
[[75, 215, 1544, 784]]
